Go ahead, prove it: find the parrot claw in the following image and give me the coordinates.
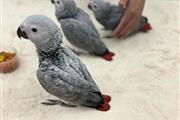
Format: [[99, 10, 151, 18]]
[[47, 99, 60, 103], [103, 35, 113, 39], [60, 102, 77, 108], [41, 102, 58, 105], [42, 99, 77, 108]]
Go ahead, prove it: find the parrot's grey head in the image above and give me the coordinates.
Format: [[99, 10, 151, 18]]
[[17, 15, 63, 53], [51, 0, 78, 19], [88, 0, 110, 18]]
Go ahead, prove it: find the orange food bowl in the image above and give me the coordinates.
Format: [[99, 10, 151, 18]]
[[0, 46, 19, 73]]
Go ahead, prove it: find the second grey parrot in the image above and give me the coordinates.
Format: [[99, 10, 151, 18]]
[[51, 0, 115, 61], [88, 0, 152, 36], [17, 15, 111, 111]]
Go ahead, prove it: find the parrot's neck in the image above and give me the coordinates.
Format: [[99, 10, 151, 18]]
[[37, 47, 62, 62]]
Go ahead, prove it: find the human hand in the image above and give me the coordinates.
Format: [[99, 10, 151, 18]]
[[118, 0, 129, 8], [113, 0, 145, 38]]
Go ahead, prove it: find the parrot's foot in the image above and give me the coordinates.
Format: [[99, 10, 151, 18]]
[[102, 94, 111, 103], [141, 23, 152, 32], [102, 51, 115, 61], [103, 35, 113, 39], [96, 101, 111, 112], [41, 99, 77, 108]]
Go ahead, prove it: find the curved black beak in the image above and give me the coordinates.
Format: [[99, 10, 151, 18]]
[[88, 4, 92, 9], [51, 0, 54, 4], [17, 27, 28, 39]]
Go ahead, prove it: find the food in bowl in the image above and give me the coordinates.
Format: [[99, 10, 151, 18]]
[[0, 47, 18, 73], [0, 52, 15, 62]]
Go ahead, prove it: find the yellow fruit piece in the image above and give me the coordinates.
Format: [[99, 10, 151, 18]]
[[0, 55, 5, 63]]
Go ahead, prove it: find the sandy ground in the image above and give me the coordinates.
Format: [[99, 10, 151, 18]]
[[1, 0, 179, 120]]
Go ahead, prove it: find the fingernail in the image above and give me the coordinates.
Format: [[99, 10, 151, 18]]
[[123, 5, 126, 8]]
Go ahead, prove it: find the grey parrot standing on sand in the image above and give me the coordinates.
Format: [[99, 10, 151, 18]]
[[88, 0, 152, 37], [51, 0, 115, 61], [17, 15, 111, 111]]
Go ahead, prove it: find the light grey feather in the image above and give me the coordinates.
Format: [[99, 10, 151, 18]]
[[37, 48, 102, 105], [17, 15, 103, 107], [60, 18, 107, 55]]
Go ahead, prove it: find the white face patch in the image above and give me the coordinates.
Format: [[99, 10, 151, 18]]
[[19, 15, 63, 52]]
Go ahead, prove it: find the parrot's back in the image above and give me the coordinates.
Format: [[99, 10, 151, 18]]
[[59, 9, 108, 55], [77, 8, 100, 34], [96, 5, 124, 30]]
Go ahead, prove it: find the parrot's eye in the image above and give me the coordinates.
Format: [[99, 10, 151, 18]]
[[57, 1, 60, 4], [32, 28, 38, 32], [94, 4, 97, 8]]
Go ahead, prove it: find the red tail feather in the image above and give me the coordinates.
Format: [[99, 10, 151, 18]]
[[96, 94, 111, 111], [102, 94, 111, 103], [102, 51, 115, 61], [96, 101, 110, 111], [141, 23, 152, 32]]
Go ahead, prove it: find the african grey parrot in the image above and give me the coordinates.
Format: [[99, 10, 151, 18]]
[[17, 15, 111, 111], [88, 0, 152, 37], [51, 0, 115, 61]]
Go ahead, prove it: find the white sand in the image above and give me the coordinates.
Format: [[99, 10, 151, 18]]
[[1, 0, 179, 120]]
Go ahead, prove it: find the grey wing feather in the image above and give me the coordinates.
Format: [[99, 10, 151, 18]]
[[37, 64, 101, 105], [44, 64, 99, 91], [61, 19, 107, 55], [78, 8, 100, 35], [105, 5, 124, 30], [61, 47, 98, 86]]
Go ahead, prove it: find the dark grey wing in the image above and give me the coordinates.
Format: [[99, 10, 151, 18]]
[[110, 5, 124, 17], [78, 8, 100, 35], [61, 47, 98, 86], [60, 18, 107, 55], [37, 63, 102, 105], [105, 5, 124, 30], [37, 62, 100, 92]]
